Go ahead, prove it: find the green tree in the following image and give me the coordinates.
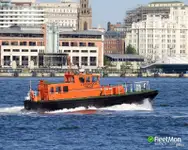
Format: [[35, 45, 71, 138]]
[[125, 44, 137, 54], [121, 62, 132, 71], [104, 56, 112, 66]]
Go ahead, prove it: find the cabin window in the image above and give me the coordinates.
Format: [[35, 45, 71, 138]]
[[86, 77, 90, 82], [63, 86, 69, 92], [79, 77, 85, 83], [92, 76, 98, 82], [56, 87, 61, 93], [50, 87, 54, 94]]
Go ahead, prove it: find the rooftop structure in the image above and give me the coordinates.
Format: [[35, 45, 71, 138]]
[[124, 1, 185, 30]]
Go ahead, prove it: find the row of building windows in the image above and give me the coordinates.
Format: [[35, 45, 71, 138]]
[[60, 50, 96, 53], [2, 41, 44, 46], [3, 49, 44, 53], [61, 42, 96, 47]]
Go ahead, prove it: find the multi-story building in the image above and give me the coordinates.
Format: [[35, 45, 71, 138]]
[[107, 22, 126, 33], [34, 0, 79, 30], [0, 25, 104, 69], [125, 1, 188, 64], [124, 1, 182, 30], [0, 0, 92, 30], [104, 31, 125, 54], [59, 31, 104, 69], [0, 0, 45, 28]]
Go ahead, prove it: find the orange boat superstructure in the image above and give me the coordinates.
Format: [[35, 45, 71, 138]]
[[30, 72, 125, 102]]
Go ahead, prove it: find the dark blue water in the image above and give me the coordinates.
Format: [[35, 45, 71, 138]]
[[0, 77, 187, 150]]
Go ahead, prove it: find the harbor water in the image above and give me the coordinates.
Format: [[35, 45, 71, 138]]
[[0, 77, 187, 150]]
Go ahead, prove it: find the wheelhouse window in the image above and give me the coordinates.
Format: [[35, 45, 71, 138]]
[[50, 87, 54, 94], [92, 76, 99, 82], [56, 87, 61, 93], [79, 77, 85, 83], [63, 86, 69, 92], [86, 76, 90, 82]]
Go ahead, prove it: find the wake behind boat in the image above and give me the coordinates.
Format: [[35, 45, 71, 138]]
[[24, 69, 158, 111]]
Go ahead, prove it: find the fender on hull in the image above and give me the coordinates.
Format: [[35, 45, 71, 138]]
[[24, 90, 158, 111]]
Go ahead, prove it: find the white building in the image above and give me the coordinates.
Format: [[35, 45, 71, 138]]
[[34, 0, 79, 30], [125, 1, 188, 64], [0, 0, 45, 28]]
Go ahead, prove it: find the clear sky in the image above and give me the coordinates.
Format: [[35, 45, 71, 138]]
[[38, 0, 188, 28]]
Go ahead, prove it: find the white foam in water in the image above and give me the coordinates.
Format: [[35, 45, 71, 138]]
[[46, 106, 97, 114], [0, 99, 153, 115], [100, 99, 153, 111], [46, 99, 153, 114], [0, 106, 24, 115]]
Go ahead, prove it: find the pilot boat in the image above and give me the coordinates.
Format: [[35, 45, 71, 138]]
[[24, 69, 158, 111]]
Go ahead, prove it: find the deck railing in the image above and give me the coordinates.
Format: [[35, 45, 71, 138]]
[[124, 81, 150, 93]]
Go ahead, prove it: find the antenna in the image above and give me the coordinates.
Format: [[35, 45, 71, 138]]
[[30, 80, 32, 91]]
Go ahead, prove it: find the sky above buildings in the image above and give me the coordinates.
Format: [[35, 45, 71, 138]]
[[38, 0, 188, 29]]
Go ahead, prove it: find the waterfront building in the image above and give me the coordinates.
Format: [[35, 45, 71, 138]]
[[125, 1, 188, 64], [105, 54, 144, 70], [0, 0, 45, 28], [0, 25, 104, 69], [104, 31, 125, 54], [59, 30, 104, 69]]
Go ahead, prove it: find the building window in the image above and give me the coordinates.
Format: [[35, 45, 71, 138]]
[[90, 57, 96, 66], [72, 56, 79, 66], [31, 56, 37, 65], [71, 42, 78, 46], [79, 42, 86, 47], [20, 41, 27, 46], [81, 50, 88, 53], [64, 50, 71, 53], [73, 50, 79, 53], [90, 50, 96, 53], [81, 57, 88, 66], [11, 41, 18, 46], [4, 49, 10, 52], [31, 49, 38, 52], [4, 56, 10, 66], [13, 49, 20, 52], [22, 56, 28, 66], [2, 41, 9, 45], [29, 42, 36, 46], [13, 56, 20, 66], [62, 42, 69, 46], [22, 49, 28, 52], [88, 42, 95, 47]]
